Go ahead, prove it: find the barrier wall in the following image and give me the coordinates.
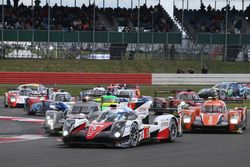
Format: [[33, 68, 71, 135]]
[[0, 72, 152, 85], [152, 74, 250, 85], [0, 72, 249, 85]]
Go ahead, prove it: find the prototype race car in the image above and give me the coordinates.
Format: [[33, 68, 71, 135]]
[[25, 90, 75, 115], [181, 97, 247, 133], [43, 100, 100, 135], [62, 100, 182, 148], [198, 82, 250, 100], [100, 94, 119, 110], [151, 89, 203, 115], [4, 84, 47, 108]]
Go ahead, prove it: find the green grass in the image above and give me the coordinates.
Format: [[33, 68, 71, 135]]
[[0, 59, 250, 73]]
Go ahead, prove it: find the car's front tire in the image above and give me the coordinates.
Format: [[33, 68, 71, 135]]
[[129, 123, 139, 147], [168, 118, 178, 142]]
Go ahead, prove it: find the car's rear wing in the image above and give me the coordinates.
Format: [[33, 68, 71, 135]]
[[154, 89, 193, 97], [149, 107, 178, 115]]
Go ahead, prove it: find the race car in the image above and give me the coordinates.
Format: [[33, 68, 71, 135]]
[[62, 100, 182, 148], [114, 88, 141, 103], [4, 83, 47, 108], [198, 82, 250, 100], [100, 94, 119, 110], [24, 93, 49, 113], [181, 97, 247, 133], [4, 87, 33, 108], [44, 100, 100, 135], [25, 90, 76, 115], [79, 88, 108, 103], [151, 89, 203, 115]]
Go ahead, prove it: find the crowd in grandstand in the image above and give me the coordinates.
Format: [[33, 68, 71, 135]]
[[174, 2, 250, 38], [0, 1, 174, 33]]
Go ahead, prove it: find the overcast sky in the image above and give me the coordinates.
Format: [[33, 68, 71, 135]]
[[3, 0, 249, 16]]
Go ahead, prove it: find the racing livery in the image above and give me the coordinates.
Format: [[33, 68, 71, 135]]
[[181, 97, 247, 133], [62, 100, 182, 148], [198, 82, 250, 100], [151, 89, 203, 114], [4, 84, 47, 108], [43, 100, 100, 135]]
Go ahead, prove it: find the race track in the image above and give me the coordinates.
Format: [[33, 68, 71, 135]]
[[0, 97, 250, 167]]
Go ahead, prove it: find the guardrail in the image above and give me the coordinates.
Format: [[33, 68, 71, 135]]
[[152, 74, 250, 85], [0, 72, 152, 85]]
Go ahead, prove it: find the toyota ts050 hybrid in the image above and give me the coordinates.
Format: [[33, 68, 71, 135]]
[[62, 100, 182, 148], [181, 97, 247, 133]]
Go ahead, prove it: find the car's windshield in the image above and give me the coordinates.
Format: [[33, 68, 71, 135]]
[[55, 94, 71, 102], [214, 83, 228, 89], [96, 110, 127, 122], [70, 106, 91, 114], [19, 89, 32, 96], [115, 91, 132, 97], [202, 105, 225, 113], [177, 94, 193, 101], [102, 97, 118, 103]]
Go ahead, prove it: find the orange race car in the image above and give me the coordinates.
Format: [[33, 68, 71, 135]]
[[181, 97, 247, 133]]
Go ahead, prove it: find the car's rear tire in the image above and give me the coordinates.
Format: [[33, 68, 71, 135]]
[[129, 123, 139, 147], [4, 96, 8, 108], [168, 119, 178, 142], [219, 91, 226, 100], [245, 92, 250, 99]]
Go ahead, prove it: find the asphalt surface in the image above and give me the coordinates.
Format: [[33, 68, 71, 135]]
[[0, 97, 250, 167]]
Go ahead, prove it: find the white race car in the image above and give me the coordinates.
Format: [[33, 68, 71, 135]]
[[62, 100, 182, 148]]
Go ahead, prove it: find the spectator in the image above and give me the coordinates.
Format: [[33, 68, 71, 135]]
[[187, 67, 195, 73], [176, 68, 185, 73], [201, 64, 208, 74]]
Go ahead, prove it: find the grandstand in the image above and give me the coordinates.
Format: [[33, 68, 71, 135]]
[[0, 1, 181, 60], [0, 0, 250, 62]]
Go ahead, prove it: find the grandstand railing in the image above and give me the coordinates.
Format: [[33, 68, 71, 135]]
[[0, 30, 181, 44], [197, 33, 250, 45]]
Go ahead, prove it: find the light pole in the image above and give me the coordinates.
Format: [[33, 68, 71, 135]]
[[137, 0, 140, 51], [32, 0, 34, 45], [93, 0, 96, 51], [1, 0, 4, 59], [47, 0, 50, 59], [224, 0, 228, 61]]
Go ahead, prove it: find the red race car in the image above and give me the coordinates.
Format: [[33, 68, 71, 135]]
[[151, 89, 203, 114], [181, 97, 247, 133], [4, 84, 47, 108]]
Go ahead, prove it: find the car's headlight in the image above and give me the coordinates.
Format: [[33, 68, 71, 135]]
[[230, 113, 239, 124], [10, 97, 16, 102], [111, 121, 126, 138], [63, 130, 69, 136], [183, 115, 191, 123], [230, 114, 239, 124]]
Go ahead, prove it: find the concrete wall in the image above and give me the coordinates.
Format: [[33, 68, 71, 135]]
[[152, 74, 250, 85]]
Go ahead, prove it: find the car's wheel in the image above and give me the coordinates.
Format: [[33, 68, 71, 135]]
[[129, 123, 139, 147], [168, 118, 178, 142], [4, 96, 8, 108], [245, 92, 250, 99], [219, 91, 226, 100]]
